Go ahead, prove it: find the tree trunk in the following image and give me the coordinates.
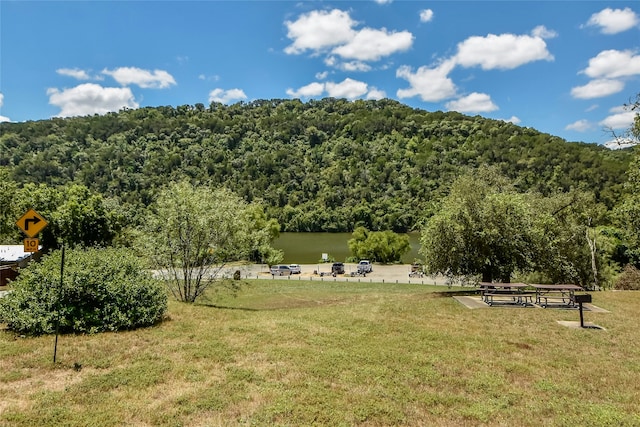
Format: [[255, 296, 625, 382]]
[[481, 269, 492, 283], [586, 227, 599, 290], [500, 273, 511, 284]]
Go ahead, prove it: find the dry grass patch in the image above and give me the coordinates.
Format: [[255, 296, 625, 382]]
[[1, 280, 640, 426]]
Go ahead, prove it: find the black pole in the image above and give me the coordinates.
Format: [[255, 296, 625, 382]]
[[53, 245, 65, 363], [579, 302, 585, 328]]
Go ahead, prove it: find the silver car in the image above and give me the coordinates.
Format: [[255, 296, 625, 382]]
[[270, 265, 292, 276], [288, 264, 301, 274]]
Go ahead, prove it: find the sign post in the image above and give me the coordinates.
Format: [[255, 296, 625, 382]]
[[16, 210, 59, 361]]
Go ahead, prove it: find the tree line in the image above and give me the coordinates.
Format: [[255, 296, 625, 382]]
[[0, 97, 638, 291], [0, 98, 631, 233]]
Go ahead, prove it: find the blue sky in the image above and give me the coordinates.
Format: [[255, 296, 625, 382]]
[[1, 1, 639, 148]]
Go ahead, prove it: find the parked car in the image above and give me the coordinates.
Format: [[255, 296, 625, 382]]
[[270, 265, 292, 276], [357, 260, 373, 274], [289, 264, 301, 274], [331, 262, 345, 275]]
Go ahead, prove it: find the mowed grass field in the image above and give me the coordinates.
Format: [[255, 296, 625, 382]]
[[1, 280, 639, 426]]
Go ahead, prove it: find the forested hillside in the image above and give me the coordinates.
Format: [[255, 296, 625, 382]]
[[0, 98, 632, 232]]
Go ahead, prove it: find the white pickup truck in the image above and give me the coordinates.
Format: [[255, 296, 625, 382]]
[[357, 260, 373, 274]]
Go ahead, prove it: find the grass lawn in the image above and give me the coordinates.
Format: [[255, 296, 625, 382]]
[[1, 280, 639, 426]]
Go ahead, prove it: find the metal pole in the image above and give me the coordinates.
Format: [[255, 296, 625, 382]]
[[579, 302, 585, 328], [53, 245, 65, 363]]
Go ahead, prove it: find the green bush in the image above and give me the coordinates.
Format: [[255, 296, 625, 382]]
[[0, 247, 167, 335]]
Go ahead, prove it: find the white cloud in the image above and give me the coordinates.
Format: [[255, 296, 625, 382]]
[[599, 105, 636, 129], [315, 71, 329, 80], [419, 9, 434, 23], [531, 25, 557, 39], [326, 78, 369, 99], [335, 60, 372, 72], [585, 7, 639, 35], [332, 27, 413, 61], [455, 32, 554, 70], [366, 87, 386, 100], [208, 88, 247, 104], [284, 9, 413, 70], [396, 59, 457, 102], [47, 83, 138, 117], [57, 68, 91, 80], [102, 67, 176, 89], [199, 74, 220, 82], [570, 78, 625, 99], [0, 92, 8, 122], [286, 82, 325, 98], [284, 9, 356, 55], [502, 116, 521, 124], [445, 92, 498, 113], [374, 0, 393, 4], [582, 49, 640, 79], [565, 119, 593, 132], [287, 78, 381, 100]]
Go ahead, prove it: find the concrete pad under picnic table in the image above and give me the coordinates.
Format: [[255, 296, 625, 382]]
[[452, 295, 537, 309], [453, 295, 490, 309], [452, 295, 538, 309], [453, 295, 610, 313]]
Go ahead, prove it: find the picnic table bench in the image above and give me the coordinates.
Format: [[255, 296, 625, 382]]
[[530, 284, 583, 308], [477, 283, 534, 306]]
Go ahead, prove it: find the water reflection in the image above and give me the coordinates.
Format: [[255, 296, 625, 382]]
[[272, 232, 421, 264]]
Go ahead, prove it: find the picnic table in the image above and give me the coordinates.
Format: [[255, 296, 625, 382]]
[[477, 282, 534, 306], [530, 284, 583, 308]]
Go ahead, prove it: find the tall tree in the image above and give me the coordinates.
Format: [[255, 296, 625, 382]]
[[612, 94, 640, 267], [532, 190, 607, 288], [142, 181, 278, 303], [348, 227, 410, 263], [0, 168, 20, 244], [420, 169, 538, 283]]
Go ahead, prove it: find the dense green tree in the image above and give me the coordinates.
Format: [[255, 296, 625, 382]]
[[421, 169, 608, 287], [11, 183, 122, 249], [610, 94, 640, 267], [0, 168, 20, 244], [420, 169, 538, 283], [348, 227, 410, 263], [141, 181, 279, 303], [50, 185, 123, 248], [531, 190, 609, 289]]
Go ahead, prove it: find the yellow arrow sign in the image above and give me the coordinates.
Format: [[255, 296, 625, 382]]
[[16, 209, 48, 238]]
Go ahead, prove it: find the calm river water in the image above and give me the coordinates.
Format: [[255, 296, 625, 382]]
[[272, 232, 422, 264]]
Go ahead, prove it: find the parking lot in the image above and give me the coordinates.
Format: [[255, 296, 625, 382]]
[[235, 263, 450, 286]]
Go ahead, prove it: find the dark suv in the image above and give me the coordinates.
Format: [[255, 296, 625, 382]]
[[331, 262, 345, 275]]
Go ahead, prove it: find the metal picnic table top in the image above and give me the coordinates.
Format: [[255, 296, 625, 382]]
[[529, 283, 583, 290]]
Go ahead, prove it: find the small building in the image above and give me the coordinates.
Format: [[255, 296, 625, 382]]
[[0, 245, 39, 287]]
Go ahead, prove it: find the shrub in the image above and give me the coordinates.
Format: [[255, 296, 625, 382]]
[[0, 247, 167, 335], [614, 264, 640, 290]]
